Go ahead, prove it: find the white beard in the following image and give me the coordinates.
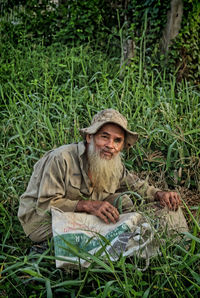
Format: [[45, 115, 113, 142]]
[[87, 138, 123, 192]]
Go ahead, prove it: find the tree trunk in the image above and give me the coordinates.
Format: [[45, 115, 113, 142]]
[[161, 0, 183, 54], [120, 39, 135, 77]]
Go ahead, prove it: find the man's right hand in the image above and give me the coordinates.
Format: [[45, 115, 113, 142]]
[[76, 200, 119, 224]]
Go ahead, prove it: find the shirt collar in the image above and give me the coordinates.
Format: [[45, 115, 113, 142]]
[[77, 141, 87, 158]]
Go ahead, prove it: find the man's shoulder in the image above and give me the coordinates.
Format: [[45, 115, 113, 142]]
[[48, 142, 80, 159], [32, 142, 86, 172], [53, 143, 78, 153]]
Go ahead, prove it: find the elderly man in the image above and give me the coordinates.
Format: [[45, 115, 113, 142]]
[[18, 109, 188, 243]]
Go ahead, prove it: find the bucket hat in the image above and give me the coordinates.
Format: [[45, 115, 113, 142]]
[[80, 109, 138, 149]]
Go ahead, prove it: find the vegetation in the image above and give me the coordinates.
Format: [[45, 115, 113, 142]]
[[0, 1, 200, 297], [1, 0, 199, 83]]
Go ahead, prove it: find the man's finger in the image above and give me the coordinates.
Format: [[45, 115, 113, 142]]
[[103, 208, 119, 223], [161, 197, 172, 209], [170, 197, 176, 210], [171, 195, 180, 211], [104, 211, 117, 224], [107, 206, 119, 218], [96, 210, 109, 224], [103, 205, 119, 216]]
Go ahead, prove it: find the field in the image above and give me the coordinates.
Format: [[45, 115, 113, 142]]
[[0, 41, 200, 297]]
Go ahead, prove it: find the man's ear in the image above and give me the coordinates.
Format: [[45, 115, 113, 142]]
[[86, 134, 91, 144]]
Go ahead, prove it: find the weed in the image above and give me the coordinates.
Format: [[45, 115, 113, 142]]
[[0, 38, 199, 297]]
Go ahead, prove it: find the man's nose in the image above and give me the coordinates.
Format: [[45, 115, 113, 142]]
[[106, 139, 115, 149]]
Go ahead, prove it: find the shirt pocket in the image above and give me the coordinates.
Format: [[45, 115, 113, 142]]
[[66, 174, 82, 200]]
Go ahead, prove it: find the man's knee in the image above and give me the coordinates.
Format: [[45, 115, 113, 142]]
[[28, 224, 52, 243], [105, 193, 134, 212], [120, 194, 134, 212]]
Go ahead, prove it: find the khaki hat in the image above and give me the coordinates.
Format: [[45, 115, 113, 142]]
[[80, 109, 138, 149]]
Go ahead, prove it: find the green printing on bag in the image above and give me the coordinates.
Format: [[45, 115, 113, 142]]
[[54, 223, 131, 258]]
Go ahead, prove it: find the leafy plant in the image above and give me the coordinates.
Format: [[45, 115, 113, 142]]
[[0, 3, 199, 296]]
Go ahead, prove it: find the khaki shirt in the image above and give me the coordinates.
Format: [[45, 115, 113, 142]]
[[18, 142, 160, 236]]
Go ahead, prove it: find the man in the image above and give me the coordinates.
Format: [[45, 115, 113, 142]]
[[18, 109, 188, 243]]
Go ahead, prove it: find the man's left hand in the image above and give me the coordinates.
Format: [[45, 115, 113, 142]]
[[155, 191, 181, 211]]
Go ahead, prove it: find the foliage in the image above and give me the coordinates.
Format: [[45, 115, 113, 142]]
[[123, 0, 170, 63], [1, 0, 199, 83], [0, 0, 114, 45], [0, 2, 200, 296], [169, 0, 200, 84], [0, 38, 200, 296], [0, 41, 199, 188], [118, 0, 199, 84]]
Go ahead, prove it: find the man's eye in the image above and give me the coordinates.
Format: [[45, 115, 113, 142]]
[[115, 138, 122, 143]]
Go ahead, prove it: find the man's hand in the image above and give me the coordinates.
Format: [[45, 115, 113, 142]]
[[155, 191, 181, 211], [76, 200, 119, 224]]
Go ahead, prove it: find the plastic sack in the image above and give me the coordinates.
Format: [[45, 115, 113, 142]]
[[51, 208, 159, 269]]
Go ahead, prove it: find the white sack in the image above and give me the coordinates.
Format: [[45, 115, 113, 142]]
[[51, 208, 159, 269]]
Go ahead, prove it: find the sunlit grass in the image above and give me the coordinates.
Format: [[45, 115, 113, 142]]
[[0, 40, 200, 297]]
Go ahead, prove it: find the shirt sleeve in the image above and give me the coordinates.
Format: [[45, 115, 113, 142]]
[[118, 169, 161, 201], [36, 153, 80, 213]]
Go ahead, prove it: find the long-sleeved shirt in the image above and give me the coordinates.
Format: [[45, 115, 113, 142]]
[[18, 141, 160, 236]]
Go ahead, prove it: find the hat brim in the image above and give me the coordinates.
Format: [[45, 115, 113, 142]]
[[79, 120, 138, 149]]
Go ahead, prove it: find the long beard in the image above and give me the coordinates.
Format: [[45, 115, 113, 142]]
[[87, 139, 123, 192]]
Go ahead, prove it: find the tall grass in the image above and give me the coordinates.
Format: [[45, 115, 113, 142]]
[[0, 41, 200, 296]]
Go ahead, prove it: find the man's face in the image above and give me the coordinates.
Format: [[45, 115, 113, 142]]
[[86, 123, 125, 160]]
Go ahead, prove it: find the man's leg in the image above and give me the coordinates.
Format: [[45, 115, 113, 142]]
[[154, 205, 188, 234], [28, 221, 52, 243], [105, 193, 134, 213], [141, 202, 189, 237]]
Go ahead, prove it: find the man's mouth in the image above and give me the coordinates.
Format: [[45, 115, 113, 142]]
[[101, 150, 113, 159]]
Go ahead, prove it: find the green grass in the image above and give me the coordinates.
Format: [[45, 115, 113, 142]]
[[0, 40, 200, 297]]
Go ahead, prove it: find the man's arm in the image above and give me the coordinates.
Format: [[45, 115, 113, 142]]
[[35, 154, 80, 212], [119, 170, 181, 210], [119, 170, 161, 201]]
